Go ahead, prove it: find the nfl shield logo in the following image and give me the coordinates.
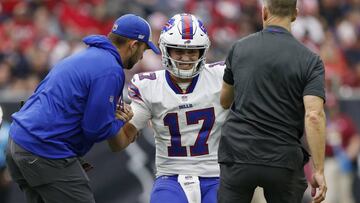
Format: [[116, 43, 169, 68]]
[[181, 95, 188, 101]]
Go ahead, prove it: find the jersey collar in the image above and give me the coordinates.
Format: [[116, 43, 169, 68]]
[[263, 25, 291, 35], [165, 70, 199, 94]]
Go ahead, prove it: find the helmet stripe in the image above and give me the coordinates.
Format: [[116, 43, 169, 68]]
[[181, 14, 193, 39]]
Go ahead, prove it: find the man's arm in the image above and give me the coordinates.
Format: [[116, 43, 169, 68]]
[[304, 95, 327, 203], [82, 75, 126, 142], [107, 122, 138, 152], [220, 81, 234, 109], [107, 103, 138, 151], [107, 98, 151, 151]]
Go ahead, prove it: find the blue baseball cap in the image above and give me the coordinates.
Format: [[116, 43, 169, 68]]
[[111, 14, 160, 54]]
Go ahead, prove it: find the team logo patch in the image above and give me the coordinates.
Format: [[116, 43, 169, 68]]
[[184, 40, 191, 44], [112, 24, 118, 32]]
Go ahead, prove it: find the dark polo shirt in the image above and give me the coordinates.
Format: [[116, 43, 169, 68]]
[[219, 25, 325, 170]]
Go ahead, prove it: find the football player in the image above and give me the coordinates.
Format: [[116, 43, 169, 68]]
[[109, 13, 228, 203]]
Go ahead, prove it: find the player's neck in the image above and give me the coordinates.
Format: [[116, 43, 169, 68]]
[[263, 16, 292, 32], [116, 46, 130, 68]]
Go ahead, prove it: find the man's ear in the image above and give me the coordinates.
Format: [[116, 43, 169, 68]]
[[262, 6, 268, 21], [291, 8, 298, 22], [131, 40, 140, 48]]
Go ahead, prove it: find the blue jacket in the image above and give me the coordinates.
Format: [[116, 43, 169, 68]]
[[10, 35, 125, 158]]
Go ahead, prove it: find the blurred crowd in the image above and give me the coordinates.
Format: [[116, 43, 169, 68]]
[[0, 0, 360, 97], [0, 0, 360, 203]]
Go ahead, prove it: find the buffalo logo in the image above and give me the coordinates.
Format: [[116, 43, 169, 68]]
[[162, 18, 175, 32], [184, 40, 191, 44], [198, 20, 207, 34]]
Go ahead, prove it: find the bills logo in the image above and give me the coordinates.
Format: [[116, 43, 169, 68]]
[[198, 20, 207, 34], [162, 18, 175, 32]]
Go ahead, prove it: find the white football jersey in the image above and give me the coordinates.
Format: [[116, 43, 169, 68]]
[[128, 62, 228, 177]]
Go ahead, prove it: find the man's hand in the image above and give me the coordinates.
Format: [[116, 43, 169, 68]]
[[310, 171, 327, 203], [116, 103, 133, 122]]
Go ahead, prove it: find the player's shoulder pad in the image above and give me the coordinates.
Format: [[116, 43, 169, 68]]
[[128, 70, 163, 102], [130, 70, 163, 86], [204, 61, 226, 75], [205, 61, 226, 70]]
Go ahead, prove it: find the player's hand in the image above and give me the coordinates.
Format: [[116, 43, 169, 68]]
[[116, 103, 133, 122], [310, 171, 327, 203]]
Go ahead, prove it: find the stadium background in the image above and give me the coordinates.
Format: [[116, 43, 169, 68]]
[[0, 0, 359, 203]]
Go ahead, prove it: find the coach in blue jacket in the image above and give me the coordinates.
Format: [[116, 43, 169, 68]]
[[5, 14, 160, 203]]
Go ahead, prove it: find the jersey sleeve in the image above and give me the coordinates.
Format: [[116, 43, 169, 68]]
[[81, 74, 124, 142], [205, 61, 226, 83], [129, 101, 151, 130], [127, 74, 152, 130], [303, 55, 326, 101]]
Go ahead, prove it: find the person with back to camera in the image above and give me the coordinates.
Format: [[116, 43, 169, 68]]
[[217, 0, 327, 203]]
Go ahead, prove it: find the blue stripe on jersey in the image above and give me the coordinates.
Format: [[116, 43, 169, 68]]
[[128, 82, 143, 101], [185, 75, 199, 93], [165, 71, 199, 94]]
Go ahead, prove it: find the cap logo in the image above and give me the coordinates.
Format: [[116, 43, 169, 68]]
[[138, 34, 145, 39], [109, 96, 114, 103], [112, 24, 118, 32]]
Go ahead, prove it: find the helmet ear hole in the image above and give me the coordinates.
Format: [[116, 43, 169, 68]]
[[199, 49, 205, 58], [166, 47, 171, 56], [165, 47, 172, 60]]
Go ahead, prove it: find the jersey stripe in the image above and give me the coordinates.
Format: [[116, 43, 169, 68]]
[[165, 71, 199, 94], [128, 82, 143, 101]]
